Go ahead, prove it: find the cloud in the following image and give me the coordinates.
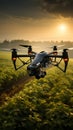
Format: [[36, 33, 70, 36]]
[[43, 0, 73, 17], [0, 0, 43, 19], [1, 0, 73, 20]]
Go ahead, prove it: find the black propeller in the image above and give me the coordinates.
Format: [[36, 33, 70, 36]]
[[20, 44, 32, 54], [20, 45, 31, 48], [11, 48, 17, 51]]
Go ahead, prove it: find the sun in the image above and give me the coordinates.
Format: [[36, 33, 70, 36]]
[[59, 24, 67, 32]]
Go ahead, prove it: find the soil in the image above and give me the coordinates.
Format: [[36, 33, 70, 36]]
[[0, 75, 34, 106]]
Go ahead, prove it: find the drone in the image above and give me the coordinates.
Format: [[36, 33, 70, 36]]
[[11, 45, 69, 79]]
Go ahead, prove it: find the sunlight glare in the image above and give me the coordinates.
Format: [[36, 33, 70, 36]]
[[59, 24, 67, 32]]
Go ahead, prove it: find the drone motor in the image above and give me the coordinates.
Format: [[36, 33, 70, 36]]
[[11, 49, 17, 70]]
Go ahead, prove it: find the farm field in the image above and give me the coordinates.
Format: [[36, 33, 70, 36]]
[[0, 51, 73, 130], [0, 51, 29, 103], [0, 51, 28, 89]]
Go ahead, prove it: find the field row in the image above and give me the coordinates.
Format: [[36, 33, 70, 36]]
[[0, 51, 28, 91], [0, 58, 73, 129]]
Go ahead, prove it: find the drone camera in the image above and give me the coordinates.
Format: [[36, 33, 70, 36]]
[[27, 63, 41, 76], [27, 67, 35, 76]]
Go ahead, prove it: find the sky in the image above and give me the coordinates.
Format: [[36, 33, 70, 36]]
[[0, 0, 73, 42]]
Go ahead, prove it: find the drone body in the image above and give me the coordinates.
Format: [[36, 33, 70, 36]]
[[11, 45, 69, 79], [27, 51, 50, 79]]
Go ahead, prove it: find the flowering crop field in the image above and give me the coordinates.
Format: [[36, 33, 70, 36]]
[[0, 51, 27, 91], [0, 51, 73, 130]]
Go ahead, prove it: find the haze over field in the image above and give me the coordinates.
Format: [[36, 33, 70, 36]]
[[0, 40, 73, 58], [0, 0, 73, 42]]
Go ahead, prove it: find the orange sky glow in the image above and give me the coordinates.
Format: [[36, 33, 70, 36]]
[[0, 0, 73, 42]]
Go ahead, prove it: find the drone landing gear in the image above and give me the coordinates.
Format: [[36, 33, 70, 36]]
[[35, 71, 46, 79]]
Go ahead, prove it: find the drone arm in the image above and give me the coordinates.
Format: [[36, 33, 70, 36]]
[[48, 54, 69, 72], [56, 58, 69, 72], [12, 54, 35, 70], [50, 55, 63, 67], [18, 57, 28, 64], [17, 54, 35, 58], [12, 60, 17, 70], [48, 55, 62, 58]]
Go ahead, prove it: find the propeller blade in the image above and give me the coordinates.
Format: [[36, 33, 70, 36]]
[[58, 47, 73, 52], [20, 45, 31, 48], [57, 44, 65, 48], [0, 48, 11, 52], [11, 48, 17, 51], [58, 49, 62, 52], [68, 47, 73, 50], [0, 48, 20, 52], [50, 44, 65, 48]]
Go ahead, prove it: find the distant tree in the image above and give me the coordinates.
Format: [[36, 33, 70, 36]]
[[3, 40, 9, 44]]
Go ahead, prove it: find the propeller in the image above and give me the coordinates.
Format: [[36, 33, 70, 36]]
[[58, 47, 73, 52], [20, 44, 32, 54], [0, 48, 23, 52], [0, 48, 11, 52], [56, 44, 65, 48], [11, 48, 22, 51], [68, 47, 73, 50], [19, 45, 31, 48], [50, 44, 65, 49], [11, 48, 17, 51]]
